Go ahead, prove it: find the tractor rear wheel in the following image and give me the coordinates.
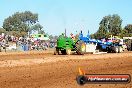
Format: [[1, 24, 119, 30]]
[[76, 41, 86, 55], [61, 50, 66, 55]]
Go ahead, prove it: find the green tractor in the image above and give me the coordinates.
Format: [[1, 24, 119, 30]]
[[54, 34, 86, 55]]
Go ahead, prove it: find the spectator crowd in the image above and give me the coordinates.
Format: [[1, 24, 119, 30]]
[[0, 33, 55, 52]]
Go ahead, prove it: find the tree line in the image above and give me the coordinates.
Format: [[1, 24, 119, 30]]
[[0, 11, 132, 39], [1, 11, 44, 37], [91, 14, 132, 39]]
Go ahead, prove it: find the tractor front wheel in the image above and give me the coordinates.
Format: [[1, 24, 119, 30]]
[[54, 48, 60, 55]]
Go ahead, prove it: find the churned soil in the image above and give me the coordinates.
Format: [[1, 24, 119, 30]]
[[0, 50, 132, 88]]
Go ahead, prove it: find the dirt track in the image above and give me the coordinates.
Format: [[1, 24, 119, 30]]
[[0, 51, 132, 88]]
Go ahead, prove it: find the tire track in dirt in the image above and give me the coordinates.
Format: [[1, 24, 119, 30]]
[[0, 52, 132, 88]]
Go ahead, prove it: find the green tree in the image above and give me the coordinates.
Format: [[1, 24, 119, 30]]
[[118, 24, 132, 37], [3, 11, 38, 33], [109, 14, 122, 36], [30, 23, 43, 33], [0, 28, 6, 34], [97, 23, 108, 39], [118, 29, 128, 38], [92, 14, 122, 39], [124, 24, 132, 34]]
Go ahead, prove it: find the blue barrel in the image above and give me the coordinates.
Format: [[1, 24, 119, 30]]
[[18, 45, 23, 51], [24, 44, 29, 51], [22, 45, 25, 51]]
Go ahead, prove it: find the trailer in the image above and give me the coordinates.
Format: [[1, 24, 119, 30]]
[[96, 39, 123, 53], [78, 31, 123, 53]]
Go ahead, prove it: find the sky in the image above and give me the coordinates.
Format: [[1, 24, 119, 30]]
[[0, 0, 132, 36]]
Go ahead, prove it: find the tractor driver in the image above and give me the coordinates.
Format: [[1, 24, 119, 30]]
[[70, 33, 75, 41]]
